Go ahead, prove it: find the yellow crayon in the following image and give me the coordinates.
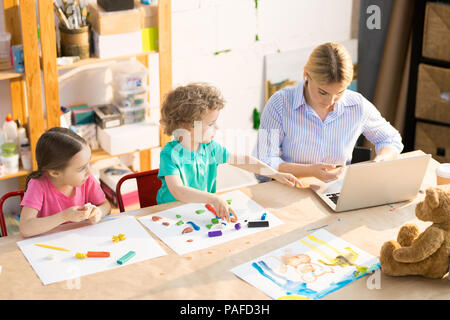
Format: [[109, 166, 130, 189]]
[[35, 244, 70, 252]]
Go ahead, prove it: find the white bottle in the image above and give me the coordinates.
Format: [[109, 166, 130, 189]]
[[16, 120, 27, 145], [20, 138, 32, 171], [3, 114, 18, 143]]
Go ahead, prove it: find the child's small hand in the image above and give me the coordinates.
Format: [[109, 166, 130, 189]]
[[211, 196, 238, 223], [87, 206, 102, 225], [64, 205, 92, 223], [272, 172, 304, 188]]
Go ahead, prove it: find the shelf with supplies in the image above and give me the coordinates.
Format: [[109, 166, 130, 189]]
[[0, 68, 23, 81], [56, 51, 158, 71], [90, 145, 160, 164], [0, 166, 30, 181]]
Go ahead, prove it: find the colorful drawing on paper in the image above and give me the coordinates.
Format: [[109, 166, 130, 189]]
[[138, 190, 283, 255], [231, 229, 380, 300]]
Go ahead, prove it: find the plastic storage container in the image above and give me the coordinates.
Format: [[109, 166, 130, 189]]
[[1, 142, 19, 174], [111, 60, 148, 91], [114, 87, 148, 108], [0, 32, 11, 61], [119, 105, 147, 124]]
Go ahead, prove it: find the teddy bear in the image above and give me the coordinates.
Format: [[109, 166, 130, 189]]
[[379, 187, 449, 279]]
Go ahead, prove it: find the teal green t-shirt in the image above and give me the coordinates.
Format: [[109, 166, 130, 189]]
[[156, 140, 230, 204]]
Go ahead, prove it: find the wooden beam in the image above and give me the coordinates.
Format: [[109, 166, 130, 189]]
[[38, 0, 61, 130], [3, 0, 22, 45], [19, 0, 45, 170], [136, 54, 152, 172], [9, 77, 27, 126], [139, 149, 151, 172], [4, 0, 27, 131], [158, 0, 172, 148]]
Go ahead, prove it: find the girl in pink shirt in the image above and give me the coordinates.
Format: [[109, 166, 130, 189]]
[[19, 127, 111, 237]]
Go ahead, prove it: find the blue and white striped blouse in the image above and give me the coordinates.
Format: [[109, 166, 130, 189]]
[[255, 81, 404, 169]]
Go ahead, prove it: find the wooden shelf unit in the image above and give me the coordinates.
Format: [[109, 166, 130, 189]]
[[403, 0, 450, 163], [1, 0, 29, 187], [0, 0, 173, 186]]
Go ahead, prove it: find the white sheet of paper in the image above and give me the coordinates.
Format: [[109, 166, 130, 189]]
[[17, 216, 167, 285], [138, 190, 284, 255], [230, 229, 380, 300]]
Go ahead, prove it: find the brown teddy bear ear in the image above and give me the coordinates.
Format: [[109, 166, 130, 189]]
[[425, 188, 440, 209]]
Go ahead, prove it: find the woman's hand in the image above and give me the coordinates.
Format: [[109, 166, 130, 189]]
[[271, 172, 304, 188], [310, 163, 344, 183], [210, 195, 238, 223]]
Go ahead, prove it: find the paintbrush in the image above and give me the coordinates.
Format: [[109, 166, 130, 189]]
[[53, 0, 71, 29]]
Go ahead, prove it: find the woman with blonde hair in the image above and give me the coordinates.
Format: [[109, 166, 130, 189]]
[[256, 42, 403, 182]]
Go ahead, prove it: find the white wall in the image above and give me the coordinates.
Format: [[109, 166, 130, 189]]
[[171, 0, 356, 154], [0, 0, 358, 216]]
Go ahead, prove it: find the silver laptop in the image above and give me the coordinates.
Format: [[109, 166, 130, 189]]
[[311, 154, 431, 212]]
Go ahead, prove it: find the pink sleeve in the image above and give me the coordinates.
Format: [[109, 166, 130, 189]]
[[85, 175, 106, 205], [20, 179, 44, 211]]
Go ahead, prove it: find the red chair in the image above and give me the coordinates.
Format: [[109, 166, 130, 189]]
[[116, 169, 162, 213], [0, 190, 24, 237]]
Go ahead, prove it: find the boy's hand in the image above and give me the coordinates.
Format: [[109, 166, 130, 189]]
[[64, 205, 92, 223], [272, 172, 304, 188], [210, 196, 238, 223]]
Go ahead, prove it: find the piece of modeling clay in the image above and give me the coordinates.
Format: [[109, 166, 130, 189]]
[[208, 230, 222, 237], [187, 221, 200, 231], [117, 251, 136, 265], [182, 227, 193, 234]]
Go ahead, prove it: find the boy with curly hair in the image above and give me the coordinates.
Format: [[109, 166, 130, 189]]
[[158, 83, 301, 221]]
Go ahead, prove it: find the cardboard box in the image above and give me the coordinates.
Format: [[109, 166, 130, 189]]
[[89, 2, 141, 35], [92, 30, 142, 59], [93, 104, 124, 129], [415, 64, 450, 125], [135, 1, 158, 28], [96, 122, 160, 155]]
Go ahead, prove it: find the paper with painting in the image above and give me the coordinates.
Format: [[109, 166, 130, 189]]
[[231, 229, 380, 299]]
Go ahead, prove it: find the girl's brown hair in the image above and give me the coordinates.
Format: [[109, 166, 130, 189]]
[[25, 127, 87, 191], [160, 83, 226, 136]]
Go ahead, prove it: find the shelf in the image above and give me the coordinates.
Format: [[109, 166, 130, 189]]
[[0, 69, 23, 81], [419, 57, 450, 68], [0, 167, 30, 180], [57, 51, 158, 71], [90, 145, 160, 163]]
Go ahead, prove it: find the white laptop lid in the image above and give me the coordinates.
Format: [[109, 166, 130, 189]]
[[312, 154, 431, 212]]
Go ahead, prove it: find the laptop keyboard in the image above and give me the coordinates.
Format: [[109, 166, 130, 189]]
[[326, 193, 340, 204]]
